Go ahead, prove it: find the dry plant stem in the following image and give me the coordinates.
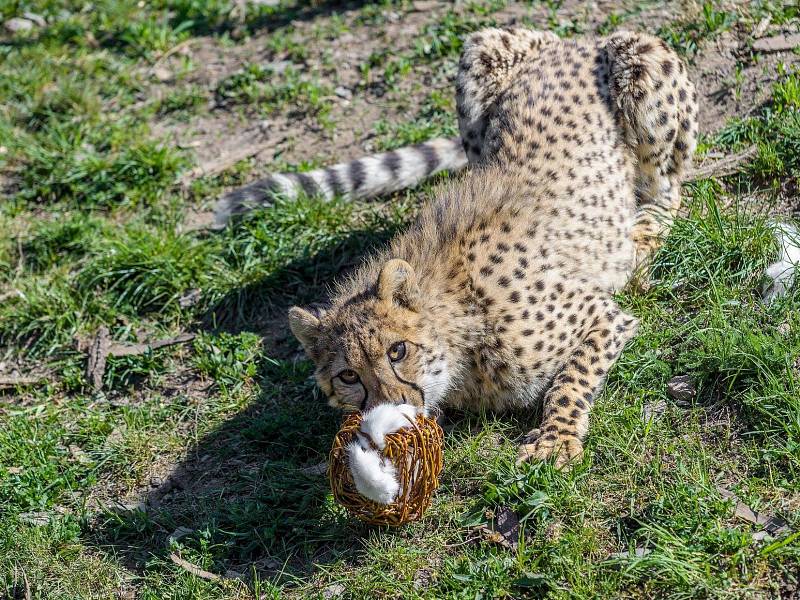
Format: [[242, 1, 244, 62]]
[[86, 328, 196, 391], [684, 145, 757, 181]]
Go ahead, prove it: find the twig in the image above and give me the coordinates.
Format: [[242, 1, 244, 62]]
[[180, 141, 274, 184], [752, 33, 800, 53], [87, 326, 111, 391], [86, 329, 196, 391], [0, 375, 46, 388], [167, 527, 245, 583], [13, 562, 32, 600], [169, 552, 223, 582], [108, 332, 196, 357], [717, 485, 791, 537], [685, 145, 757, 181], [16, 237, 24, 276]]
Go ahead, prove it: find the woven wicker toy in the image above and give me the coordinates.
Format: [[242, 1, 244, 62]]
[[329, 408, 444, 526]]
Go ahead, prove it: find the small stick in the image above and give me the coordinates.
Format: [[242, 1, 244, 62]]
[[684, 145, 758, 182], [86, 329, 196, 391], [180, 142, 274, 184], [168, 552, 222, 582], [0, 376, 46, 388], [107, 332, 196, 358]]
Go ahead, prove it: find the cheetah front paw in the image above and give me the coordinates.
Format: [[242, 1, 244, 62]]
[[516, 433, 583, 469]]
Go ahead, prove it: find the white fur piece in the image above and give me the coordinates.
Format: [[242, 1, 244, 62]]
[[345, 403, 419, 504], [346, 440, 400, 504], [359, 403, 418, 450], [763, 223, 800, 303], [419, 359, 452, 410]]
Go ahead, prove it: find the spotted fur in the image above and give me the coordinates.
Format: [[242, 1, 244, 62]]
[[289, 28, 699, 467]]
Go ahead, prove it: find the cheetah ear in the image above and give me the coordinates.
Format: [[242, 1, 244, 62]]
[[378, 259, 420, 311], [288, 303, 327, 350]]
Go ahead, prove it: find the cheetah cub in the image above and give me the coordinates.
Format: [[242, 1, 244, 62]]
[[289, 29, 698, 467]]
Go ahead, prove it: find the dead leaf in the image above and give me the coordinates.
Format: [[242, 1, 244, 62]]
[[152, 67, 173, 82], [68, 444, 92, 465], [475, 506, 521, 550], [642, 398, 667, 422], [685, 145, 758, 181], [104, 426, 125, 448], [167, 527, 195, 545], [178, 288, 202, 308], [609, 546, 651, 559], [4, 17, 34, 33], [323, 583, 345, 599]]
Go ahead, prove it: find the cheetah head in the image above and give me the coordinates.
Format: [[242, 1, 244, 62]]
[[288, 259, 451, 414]]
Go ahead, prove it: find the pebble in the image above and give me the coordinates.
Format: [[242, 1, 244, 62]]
[[4, 17, 34, 32], [334, 86, 352, 100], [153, 67, 173, 82], [23, 12, 46, 27]]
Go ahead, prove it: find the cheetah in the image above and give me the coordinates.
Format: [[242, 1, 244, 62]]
[[271, 28, 700, 468]]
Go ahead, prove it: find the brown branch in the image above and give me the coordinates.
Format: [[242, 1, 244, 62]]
[[684, 145, 758, 182], [0, 375, 47, 388], [180, 141, 274, 185], [86, 329, 196, 391], [752, 33, 800, 53]]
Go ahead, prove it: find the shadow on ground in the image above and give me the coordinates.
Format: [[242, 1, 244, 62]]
[[85, 210, 545, 586], [87, 224, 402, 584]]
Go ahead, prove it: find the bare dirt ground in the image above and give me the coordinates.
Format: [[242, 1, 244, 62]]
[[146, 1, 800, 204]]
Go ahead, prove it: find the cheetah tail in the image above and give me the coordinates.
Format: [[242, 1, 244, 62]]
[[213, 136, 467, 228]]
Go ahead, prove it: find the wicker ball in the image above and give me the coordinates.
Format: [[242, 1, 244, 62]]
[[329, 411, 444, 526]]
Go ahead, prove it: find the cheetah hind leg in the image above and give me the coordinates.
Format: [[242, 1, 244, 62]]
[[517, 298, 638, 468], [604, 32, 699, 285], [456, 27, 559, 164]]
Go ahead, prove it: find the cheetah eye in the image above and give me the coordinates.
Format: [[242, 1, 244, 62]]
[[337, 370, 360, 385], [387, 341, 407, 362]]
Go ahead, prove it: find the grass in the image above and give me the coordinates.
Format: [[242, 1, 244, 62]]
[[1, 1, 800, 598]]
